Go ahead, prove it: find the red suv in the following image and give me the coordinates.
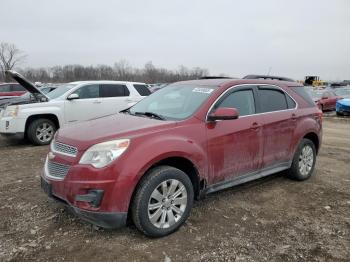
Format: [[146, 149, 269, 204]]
[[41, 76, 322, 237]]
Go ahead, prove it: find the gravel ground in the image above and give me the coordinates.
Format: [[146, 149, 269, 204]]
[[0, 117, 349, 262]]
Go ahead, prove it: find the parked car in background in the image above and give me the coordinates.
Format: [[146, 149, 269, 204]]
[[41, 75, 322, 237], [336, 99, 350, 116], [334, 88, 350, 116], [0, 82, 26, 97], [0, 85, 57, 110], [334, 87, 350, 99], [0, 70, 150, 145], [309, 89, 342, 111]]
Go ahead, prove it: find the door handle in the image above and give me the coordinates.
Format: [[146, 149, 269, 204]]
[[250, 122, 261, 131], [291, 113, 297, 121], [93, 100, 102, 104]]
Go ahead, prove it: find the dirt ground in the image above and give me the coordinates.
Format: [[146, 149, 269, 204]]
[[0, 117, 349, 262]]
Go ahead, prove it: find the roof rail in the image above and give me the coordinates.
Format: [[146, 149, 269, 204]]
[[199, 76, 233, 79], [243, 74, 295, 82]]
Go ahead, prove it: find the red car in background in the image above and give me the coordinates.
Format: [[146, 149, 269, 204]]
[[0, 83, 26, 97], [309, 89, 343, 111]]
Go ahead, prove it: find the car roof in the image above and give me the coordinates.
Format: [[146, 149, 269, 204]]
[[172, 78, 303, 88], [69, 80, 146, 85]]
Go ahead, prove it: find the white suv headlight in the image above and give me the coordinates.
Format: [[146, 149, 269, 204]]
[[3, 106, 19, 117], [79, 139, 130, 168]]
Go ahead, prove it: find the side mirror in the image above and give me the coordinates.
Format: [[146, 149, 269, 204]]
[[67, 93, 79, 100], [208, 107, 239, 121]]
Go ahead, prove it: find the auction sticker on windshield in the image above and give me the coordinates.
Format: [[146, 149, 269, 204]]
[[192, 87, 214, 94]]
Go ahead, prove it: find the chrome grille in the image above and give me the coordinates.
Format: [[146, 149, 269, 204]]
[[47, 160, 70, 179], [53, 141, 78, 157]]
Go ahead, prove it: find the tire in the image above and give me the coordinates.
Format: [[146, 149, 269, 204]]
[[287, 138, 316, 181], [131, 166, 194, 237], [336, 111, 343, 116], [27, 118, 56, 145]]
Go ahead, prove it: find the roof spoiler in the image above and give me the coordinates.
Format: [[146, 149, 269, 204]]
[[243, 74, 295, 82]]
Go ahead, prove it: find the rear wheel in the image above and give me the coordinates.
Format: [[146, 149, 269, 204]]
[[27, 118, 56, 145], [336, 111, 343, 116], [288, 138, 316, 181], [131, 166, 194, 237]]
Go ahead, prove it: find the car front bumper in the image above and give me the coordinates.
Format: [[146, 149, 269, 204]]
[[41, 176, 127, 229], [0, 116, 26, 135]]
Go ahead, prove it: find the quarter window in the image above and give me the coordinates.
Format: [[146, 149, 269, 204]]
[[259, 88, 288, 113], [11, 84, 25, 91], [133, 84, 151, 96], [286, 94, 296, 109], [216, 89, 255, 116], [100, 84, 130, 97], [290, 86, 315, 107]]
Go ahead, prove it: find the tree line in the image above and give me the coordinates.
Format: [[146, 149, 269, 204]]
[[16, 61, 209, 84], [0, 42, 210, 83]]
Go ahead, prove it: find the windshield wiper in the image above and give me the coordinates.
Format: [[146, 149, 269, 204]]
[[134, 111, 166, 120]]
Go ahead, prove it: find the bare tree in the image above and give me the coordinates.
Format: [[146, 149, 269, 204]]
[[0, 42, 26, 81]]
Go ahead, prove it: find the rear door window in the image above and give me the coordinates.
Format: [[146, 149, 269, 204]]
[[100, 84, 130, 97], [133, 84, 151, 96], [258, 88, 288, 113]]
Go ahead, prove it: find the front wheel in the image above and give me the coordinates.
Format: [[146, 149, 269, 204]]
[[27, 118, 56, 145], [288, 138, 316, 181], [131, 166, 194, 237]]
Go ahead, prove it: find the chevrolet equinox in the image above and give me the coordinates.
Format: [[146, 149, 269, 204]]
[[41, 76, 322, 237]]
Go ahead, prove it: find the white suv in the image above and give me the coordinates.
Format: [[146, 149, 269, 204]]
[[0, 71, 151, 145]]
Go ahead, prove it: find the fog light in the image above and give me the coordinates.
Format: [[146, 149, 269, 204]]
[[75, 189, 104, 208]]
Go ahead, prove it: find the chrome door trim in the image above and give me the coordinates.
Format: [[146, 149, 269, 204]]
[[205, 83, 298, 121]]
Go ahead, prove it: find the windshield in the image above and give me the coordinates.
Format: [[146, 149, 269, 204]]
[[47, 84, 77, 99], [129, 84, 217, 120], [335, 88, 350, 96]]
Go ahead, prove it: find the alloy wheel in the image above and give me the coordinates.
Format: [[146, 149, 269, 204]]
[[148, 179, 188, 229], [298, 145, 314, 176], [36, 122, 54, 143]]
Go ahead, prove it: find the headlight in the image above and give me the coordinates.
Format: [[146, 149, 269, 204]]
[[79, 139, 130, 168], [3, 106, 19, 117]]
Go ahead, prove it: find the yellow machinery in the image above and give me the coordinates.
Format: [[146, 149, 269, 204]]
[[304, 76, 327, 88]]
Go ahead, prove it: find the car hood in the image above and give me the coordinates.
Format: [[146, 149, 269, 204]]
[[56, 113, 177, 150], [5, 70, 49, 101]]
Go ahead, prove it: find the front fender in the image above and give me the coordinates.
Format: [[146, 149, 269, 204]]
[[20, 106, 64, 126], [110, 134, 207, 211]]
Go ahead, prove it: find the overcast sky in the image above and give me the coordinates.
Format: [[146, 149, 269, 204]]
[[1, 0, 349, 80]]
